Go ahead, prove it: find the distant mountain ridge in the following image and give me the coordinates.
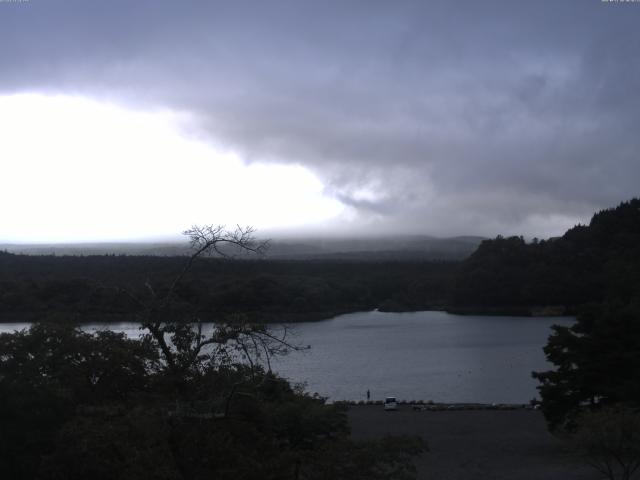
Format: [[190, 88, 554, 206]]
[[265, 235, 484, 260], [1, 235, 485, 261]]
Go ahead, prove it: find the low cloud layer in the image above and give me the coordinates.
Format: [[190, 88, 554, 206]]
[[2, 0, 639, 238]]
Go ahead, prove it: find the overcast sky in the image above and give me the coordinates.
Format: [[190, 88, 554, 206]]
[[1, 0, 639, 242]]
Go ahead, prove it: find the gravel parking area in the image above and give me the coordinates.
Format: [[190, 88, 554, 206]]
[[348, 405, 601, 480]]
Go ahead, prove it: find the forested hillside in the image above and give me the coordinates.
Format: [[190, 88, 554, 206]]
[[451, 198, 640, 314]]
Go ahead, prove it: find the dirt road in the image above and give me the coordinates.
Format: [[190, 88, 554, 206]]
[[348, 406, 600, 480]]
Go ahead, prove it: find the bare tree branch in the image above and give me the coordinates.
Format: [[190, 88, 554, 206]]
[[111, 224, 303, 384]]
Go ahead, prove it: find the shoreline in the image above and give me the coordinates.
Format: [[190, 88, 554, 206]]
[[0, 306, 577, 324], [337, 401, 537, 410]]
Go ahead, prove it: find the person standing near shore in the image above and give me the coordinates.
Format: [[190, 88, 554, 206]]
[[366, 389, 370, 401]]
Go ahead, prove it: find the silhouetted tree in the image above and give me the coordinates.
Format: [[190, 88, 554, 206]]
[[533, 301, 640, 430]]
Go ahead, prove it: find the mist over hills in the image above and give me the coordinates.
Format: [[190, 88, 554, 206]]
[[1, 198, 638, 322], [1, 235, 485, 261]]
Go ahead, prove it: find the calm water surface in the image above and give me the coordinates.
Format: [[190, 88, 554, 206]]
[[0, 310, 573, 403]]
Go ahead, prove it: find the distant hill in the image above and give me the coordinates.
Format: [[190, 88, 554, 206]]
[[0, 242, 191, 257], [265, 235, 484, 261], [1, 235, 485, 261], [451, 198, 640, 315]]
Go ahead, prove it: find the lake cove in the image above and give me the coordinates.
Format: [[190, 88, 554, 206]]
[[0, 310, 573, 404], [271, 310, 573, 403]]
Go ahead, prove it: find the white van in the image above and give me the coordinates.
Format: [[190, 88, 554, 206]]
[[384, 396, 398, 411]]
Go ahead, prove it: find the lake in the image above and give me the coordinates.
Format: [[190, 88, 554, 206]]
[[0, 310, 573, 404]]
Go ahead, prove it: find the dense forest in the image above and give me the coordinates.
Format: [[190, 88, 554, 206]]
[[451, 198, 640, 315], [0, 254, 455, 322], [1, 198, 639, 322], [0, 317, 426, 479]]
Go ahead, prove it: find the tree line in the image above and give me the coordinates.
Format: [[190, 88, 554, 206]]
[[0, 253, 456, 322], [451, 199, 640, 315], [2, 200, 639, 321]]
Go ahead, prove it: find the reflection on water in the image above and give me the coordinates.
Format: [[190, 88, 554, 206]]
[[0, 310, 573, 403]]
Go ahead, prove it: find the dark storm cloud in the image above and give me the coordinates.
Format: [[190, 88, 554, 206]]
[[2, 0, 639, 237]]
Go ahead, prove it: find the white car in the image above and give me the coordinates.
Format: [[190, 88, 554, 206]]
[[384, 396, 398, 411]]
